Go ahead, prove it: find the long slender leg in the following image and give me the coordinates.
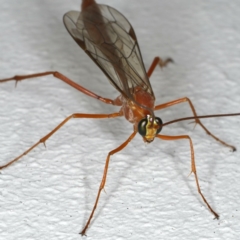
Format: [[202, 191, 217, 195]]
[[157, 134, 219, 219], [0, 71, 114, 105], [80, 131, 137, 236], [146, 56, 235, 150], [147, 56, 173, 77], [154, 98, 236, 151], [0, 112, 122, 170]]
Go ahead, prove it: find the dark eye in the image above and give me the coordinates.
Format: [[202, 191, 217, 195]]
[[155, 117, 163, 134], [138, 118, 148, 136]]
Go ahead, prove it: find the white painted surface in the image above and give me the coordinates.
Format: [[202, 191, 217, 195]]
[[0, 1, 240, 239]]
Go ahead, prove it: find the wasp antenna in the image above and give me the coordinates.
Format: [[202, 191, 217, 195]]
[[162, 113, 240, 128]]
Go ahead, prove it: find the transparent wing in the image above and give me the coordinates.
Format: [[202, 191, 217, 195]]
[[63, 4, 155, 101]]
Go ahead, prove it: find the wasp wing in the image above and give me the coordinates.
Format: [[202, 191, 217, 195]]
[[63, 4, 155, 101]]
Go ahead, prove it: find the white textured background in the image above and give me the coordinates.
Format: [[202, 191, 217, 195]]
[[0, 1, 240, 240]]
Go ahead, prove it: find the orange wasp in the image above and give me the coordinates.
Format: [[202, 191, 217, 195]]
[[0, 0, 239, 235]]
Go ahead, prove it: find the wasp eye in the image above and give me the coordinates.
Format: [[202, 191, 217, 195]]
[[155, 117, 163, 134], [138, 118, 148, 136]]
